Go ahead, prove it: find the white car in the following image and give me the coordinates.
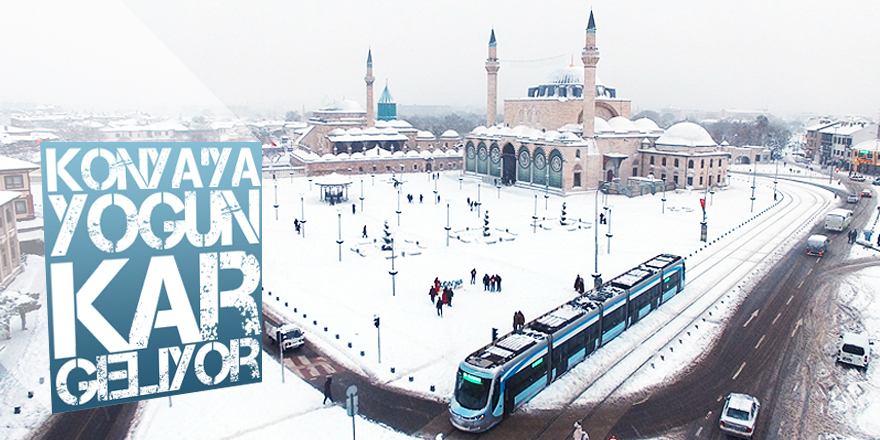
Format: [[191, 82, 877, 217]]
[[719, 393, 760, 438], [851, 174, 867, 182], [837, 332, 872, 369]]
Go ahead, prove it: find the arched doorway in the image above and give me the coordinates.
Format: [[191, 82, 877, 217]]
[[606, 169, 614, 182], [502, 144, 516, 184]]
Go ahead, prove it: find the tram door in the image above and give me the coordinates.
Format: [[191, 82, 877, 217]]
[[553, 349, 568, 380]]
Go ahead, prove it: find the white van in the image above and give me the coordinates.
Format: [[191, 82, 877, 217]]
[[824, 209, 853, 232], [837, 332, 872, 368]]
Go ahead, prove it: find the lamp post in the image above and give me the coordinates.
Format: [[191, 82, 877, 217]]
[[750, 164, 757, 213], [605, 205, 612, 254], [336, 209, 343, 262], [661, 178, 667, 214], [371, 173, 375, 186], [459, 175, 463, 189], [389, 238, 397, 297], [544, 165, 550, 210], [592, 182, 603, 289], [396, 186, 402, 226], [308, 178, 312, 191], [360, 179, 364, 212], [273, 180, 279, 221], [532, 194, 538, 233], [476, 182, 482, 218], [445, 199, 451, 246], [433, 176, 438, 204], [300, 194, 306, 238], [496, 179, 501, 199]]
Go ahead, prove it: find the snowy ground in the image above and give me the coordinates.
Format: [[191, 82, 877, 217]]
[[4, 160, 878, 440]]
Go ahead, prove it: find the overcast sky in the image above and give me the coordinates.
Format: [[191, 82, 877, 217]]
[[2, 0, 879, 119]]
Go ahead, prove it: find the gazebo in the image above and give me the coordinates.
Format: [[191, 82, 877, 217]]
[[315, 173, 352, 205]]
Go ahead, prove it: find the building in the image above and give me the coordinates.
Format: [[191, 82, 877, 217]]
[[0, 191, 24, 288], [464, 11, 726, 193], [0, 156, 39, 220], [286, 50, 464, 177], [804, 117, 876, 165]]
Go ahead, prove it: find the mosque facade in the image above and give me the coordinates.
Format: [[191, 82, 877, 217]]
[[464, 12, 729, 193]]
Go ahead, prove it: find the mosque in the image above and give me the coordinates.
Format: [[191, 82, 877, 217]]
[[465, 12, 730, 193], [288, 12, 730, 193]]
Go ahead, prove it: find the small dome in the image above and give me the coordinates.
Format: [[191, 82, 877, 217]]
[[381, 127, 398, 135], [350, 152, 365, 159], [594, 117, 612, 133], [363, 127, 381, 135], [375, 120, 389, 128], [405, 150, 420, 157], [633, 118, 661, 132], [656, 122, 717, 147], [328, 128, 346, 136], [388, 119, 412, 128], [471, 126, 488, 135], [348, 127, 363, 135], [559, 132, 581, 142], [417, 130, 435, 139], [608, 116, 636, 133], [321, 153, 337, 161], [320, 100, 364, 112], [440, 129, 460, 138], [543, 130, 561, 142]]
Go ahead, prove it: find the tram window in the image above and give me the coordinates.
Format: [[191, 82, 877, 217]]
[[663, 271, 681, 291], [602, 307, 626, 336], [507, 355, 548, 397], [584, 322, 600, 355], [455, 369, 491, 410], [490, 379, 501, 412]]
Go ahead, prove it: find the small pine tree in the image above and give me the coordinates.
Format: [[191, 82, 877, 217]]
[[560, 202, 567, 225], [381, 220, 393, 251], [483, 211, 490, 237]]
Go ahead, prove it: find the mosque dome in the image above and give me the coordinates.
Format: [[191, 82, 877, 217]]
[[656, 122, 717, 147], [527, 65, 615, 99], [320, 100, 364, 113], [417, 130, 435, 139], [440, 129, 460, 139], [544, 66, 583, 84], [607, 116, 636, 133], [594, 117, 612, 134], [633, 118, 661, 133]]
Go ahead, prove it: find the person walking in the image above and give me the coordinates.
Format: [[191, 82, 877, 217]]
[[495, 274, 502, 292], [352, 203, 356, 214], [362, 225, 368, 238], [446, 287, 454, 307], [429, 286, 438, 304], [470, 268, 477, 284], [419, 194, 424, 203], [436, 296, 444, 317], [323, 376, 333, 404], [483, 273, 490, 291]]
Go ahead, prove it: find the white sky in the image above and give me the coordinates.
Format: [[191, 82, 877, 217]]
[[1, 0, 879, 118]]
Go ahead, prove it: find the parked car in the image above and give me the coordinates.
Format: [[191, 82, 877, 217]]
[[265, 321, 306, 350], [861, 188, 873, 198], [847, 193, 860, 203], [837, 332, 873, 369], [851, 174, 867, 182], [719, 393, 760, 438], [873, 177, 880, 186]]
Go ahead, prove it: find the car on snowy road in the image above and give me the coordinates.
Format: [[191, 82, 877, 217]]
[[861, 188, 873, 198], [719, 393, 760, 438], [837, 332, 873, 369], [851, 174, 867, 182]]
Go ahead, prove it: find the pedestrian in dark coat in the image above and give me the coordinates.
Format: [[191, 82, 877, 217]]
[[446, 287, 454, 306], [489, 275, 496, 292], [434, 277, 441, 294], [323, 376, 333, 404], [419, 194, 424, 203], [363, 225, 368, 238], [436, 296, 444, 317], [470, 268, 477, 284], [352, 203, 356, 214], [483, 273, 490, 291], [430, 286, 438, 303], [495, 274, 502, 292]]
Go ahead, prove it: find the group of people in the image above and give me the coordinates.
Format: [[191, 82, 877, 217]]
[[405, 193, 423, 203], [467, 197, 480, 211], [430, 277, 455, 317], [573, 274, 585, 294], [482, 273, 502, 292], [847, 228, 859, 244]]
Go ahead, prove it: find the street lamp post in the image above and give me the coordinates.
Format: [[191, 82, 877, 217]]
[[459, 175, 463, 189], [661, 178, 667, 214], [300, 194, 306, 238], [433, 177, 438, 204], [360, 179, 364, 212], [273, 180, 279, 221], [750, 165, 757, 213], [308, 178, 312, 191], [336, 210, 343, 262], [445, 200, 451, 246], [389, 238, 397, 297], [532, 194, 538, 233], [396, 186, 402, 226], [544, 165, 550, 210], [605, 205, 612, 254], [371, 173, 375, 186], [476, 182, 481, 218], [496, 179, 501, 199], [592, 182, 603, 289]]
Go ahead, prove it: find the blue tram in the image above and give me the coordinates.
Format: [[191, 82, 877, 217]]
[[449, 254, 685, 432]]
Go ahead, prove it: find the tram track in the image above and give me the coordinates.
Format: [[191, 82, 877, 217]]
[[521, 177, 832, 440]]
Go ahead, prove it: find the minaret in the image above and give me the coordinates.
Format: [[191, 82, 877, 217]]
[[365, 49, 375, 127], [485, 29, 500, 127], [581, 11, 599, 138]]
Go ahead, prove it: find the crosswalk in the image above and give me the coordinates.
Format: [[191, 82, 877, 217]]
[[286, 355, 335, 380]]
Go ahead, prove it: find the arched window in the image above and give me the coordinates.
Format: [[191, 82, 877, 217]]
[[700, 159, 705, 168], [718, 159, 723, 167], [662, 157, 667, 166], [709, 159, 713, 168], [674, 158, 679, 167], [650, 156, 655, 165], [688, 160, 694, 169]]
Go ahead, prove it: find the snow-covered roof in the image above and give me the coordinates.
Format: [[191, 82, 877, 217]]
[[854, 139, 880, 152], [608, 116, 637, 133], [440, 129, 460, 139], [318, 100, 365, 113], [594, 117, 613, 134], [417, 130, 435, 139], [0, 190, 20, 206], [0, 155, 39, 172], [632, 117, 661, 133], [655, 122, 717, 147]]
